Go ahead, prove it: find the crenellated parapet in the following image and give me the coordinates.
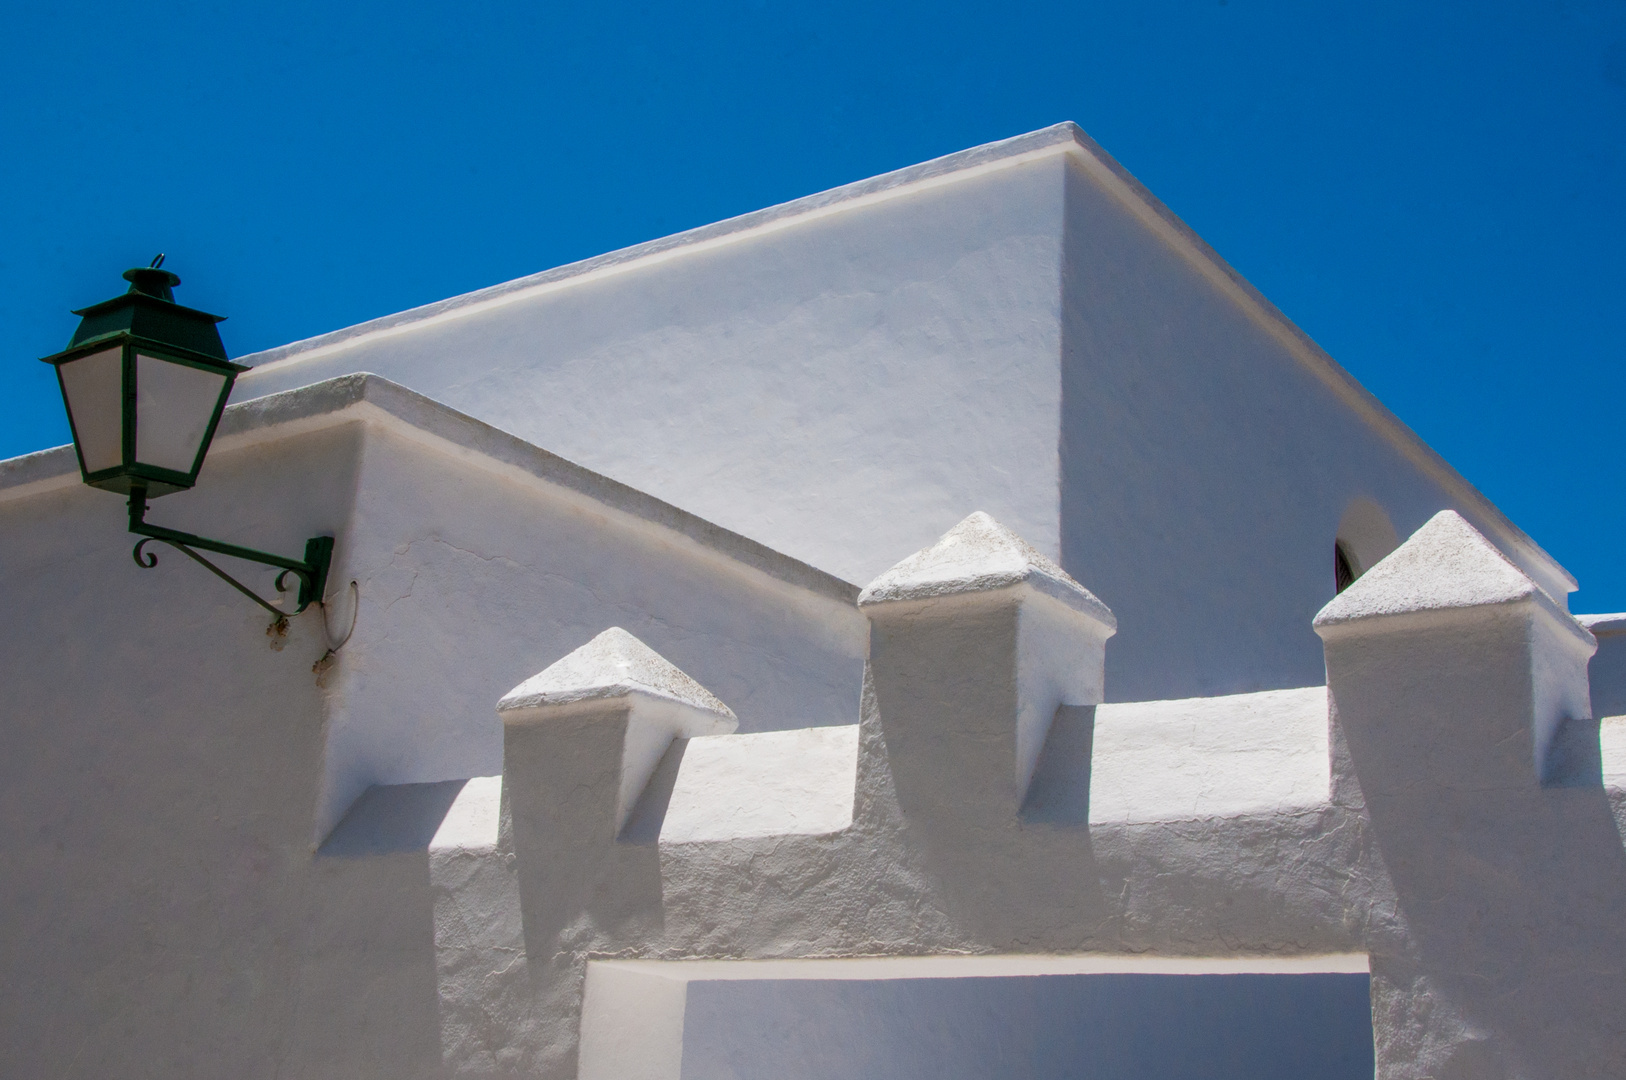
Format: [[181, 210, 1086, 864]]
[[267, 510, 1626, 1079]]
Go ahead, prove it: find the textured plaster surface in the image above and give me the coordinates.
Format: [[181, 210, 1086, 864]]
[[1581, 613, 1626, 720], [655, 725, 860, 844], [315, 417, 862, 839], [1316, 510, 1575, 630], [237, 151, 1073, 596], [1314, 516, 1621, 1080], [858, 511, 1113, 627], [437, 513, 1622, 1079], [1089, 687, 1330, 825], [216, 126, 1569, 703], [1601, 716, 1626, 784], [1051, 161, 1569, 701], [0, 383, 863, 1079], [861, 511, 1116, 795], [1319, 510, 1596, 781], [68, 377, 867, 843], [499, 629, 739, 834]]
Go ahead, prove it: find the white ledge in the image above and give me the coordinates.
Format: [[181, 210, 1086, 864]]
[[1579, 613, 1626, 638], [654, 726, 859, 844], [1090, 687, 1332, 826], [0, 373, 858, 606]]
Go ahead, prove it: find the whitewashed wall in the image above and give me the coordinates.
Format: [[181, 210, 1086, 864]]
[[237, 148, 1071, 588], [233, 124, 1572, 701], [0, 379, 864, 1079], [319, 411, 864, 839], [1051, 162, 1566, 698], [0, 425, 401, 1079]]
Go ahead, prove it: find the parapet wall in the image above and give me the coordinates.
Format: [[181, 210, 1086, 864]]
[[331, 509, 1624, 1079]]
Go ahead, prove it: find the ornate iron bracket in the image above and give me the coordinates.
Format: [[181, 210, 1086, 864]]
[[128, 486, 334, 616]]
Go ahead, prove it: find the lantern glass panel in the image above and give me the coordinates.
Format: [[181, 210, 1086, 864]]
[[135, 353, 230, 476], [58, 346, 125, 474]]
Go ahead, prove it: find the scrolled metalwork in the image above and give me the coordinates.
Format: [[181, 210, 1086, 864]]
[[122, 485, 333, 617], [129, 534, 289, 619], [274, 567, 311, 597]]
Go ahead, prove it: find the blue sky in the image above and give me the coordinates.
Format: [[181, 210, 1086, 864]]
[[4, 2, 1623, 607]]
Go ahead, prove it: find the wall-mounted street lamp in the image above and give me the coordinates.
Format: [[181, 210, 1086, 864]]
[[40, 258, 333, 620]]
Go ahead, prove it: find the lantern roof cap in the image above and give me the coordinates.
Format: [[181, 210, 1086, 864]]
[[61, 262, 229, 362]]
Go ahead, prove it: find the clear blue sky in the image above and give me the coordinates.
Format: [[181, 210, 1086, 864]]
[[5, 2, 1623, 607]]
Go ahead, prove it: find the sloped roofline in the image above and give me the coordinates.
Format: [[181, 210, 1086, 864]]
[[0, 373, 860, 606], [234, 123, 1574, 594]]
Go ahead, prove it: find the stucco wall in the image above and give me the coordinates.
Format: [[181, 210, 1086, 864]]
[[231, 126, 1572, 703], [235, 154, 1072, 587], [5, 126, 1614, 1079], [0, 390, 866, 1078], [318, 418, 865, 838], [0, 427, 439, 1079], [5, 464, 1624, 1077], [1583, 617, 1626, 718], [1055, 159, 1542, 698]]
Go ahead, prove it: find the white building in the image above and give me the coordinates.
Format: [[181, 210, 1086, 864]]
[[2, 123, 1623, 1079]]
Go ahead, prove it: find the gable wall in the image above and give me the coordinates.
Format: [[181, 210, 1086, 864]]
[[1057, 160, 1527, 698], [236, 157, 1073, 589]]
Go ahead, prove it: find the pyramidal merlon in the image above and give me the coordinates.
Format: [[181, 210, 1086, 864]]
[[859, 511, 1115, 629]]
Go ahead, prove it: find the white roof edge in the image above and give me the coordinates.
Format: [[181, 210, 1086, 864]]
[[235, 124, 1086, 371], [0, 373, 861, 607], [229, 121, 1571, 594]]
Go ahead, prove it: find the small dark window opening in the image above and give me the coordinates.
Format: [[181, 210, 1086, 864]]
[[1334, 541, 1356, 594]]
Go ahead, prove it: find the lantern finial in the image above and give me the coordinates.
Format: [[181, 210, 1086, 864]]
[[122, 258, 181, 302]]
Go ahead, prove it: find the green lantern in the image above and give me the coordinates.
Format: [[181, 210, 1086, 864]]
[[41, 258, 332, 618], [43, 259, 243, 497]]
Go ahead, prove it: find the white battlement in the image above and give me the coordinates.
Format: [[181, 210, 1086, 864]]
[[293, 507, 1624, 1080]]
